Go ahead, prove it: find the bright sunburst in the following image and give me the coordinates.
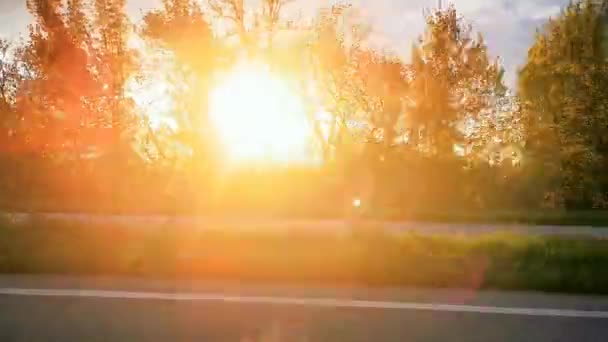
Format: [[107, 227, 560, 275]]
[[209, 61, 314, 165]]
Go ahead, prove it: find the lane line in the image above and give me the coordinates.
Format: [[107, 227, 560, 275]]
[[1, 287, 608, 318]]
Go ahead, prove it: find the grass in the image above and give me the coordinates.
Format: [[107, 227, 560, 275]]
[[1, 217, 608, 294], [369, 208, 608, 226], [12, 205, 608, 227]]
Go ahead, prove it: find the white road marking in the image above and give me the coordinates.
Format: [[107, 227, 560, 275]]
[[1, 287, 608, 318]]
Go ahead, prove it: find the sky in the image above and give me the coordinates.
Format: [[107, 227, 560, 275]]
[[0, 0, 569, 87]]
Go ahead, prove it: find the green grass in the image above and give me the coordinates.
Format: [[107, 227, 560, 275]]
[[1, 218, 608, 294]]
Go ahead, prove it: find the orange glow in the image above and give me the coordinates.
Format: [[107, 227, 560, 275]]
[[209, 60, 315, 165]]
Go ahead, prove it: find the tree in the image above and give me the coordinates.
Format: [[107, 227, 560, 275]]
[[260, 0, 293, 49], [306, 5, 411, 211], [519, 0, 608, 208], [308, 4, 372, 163], [22, 0, 99, 155], [144, 0, 214, 69], [0, 39, 20, 128], [67, 0, 90, 45], [0, 39, 27, 202], [0, 30, 18, 176], [142, 0, 220, 209], [142, 0, 217, 155], [208, 0, 249, 49], [208, 0, 294, 54], [94, 0, 138, 133], [407, 5, 506, 158]]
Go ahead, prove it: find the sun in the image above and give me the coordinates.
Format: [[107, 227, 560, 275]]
[[209, 61, 315, 165]]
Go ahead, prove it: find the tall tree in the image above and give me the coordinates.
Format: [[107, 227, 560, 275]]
[[94, 0, 137, 133], [308, 4, 374, 164], [67, 0, 89, 45], [260, 0, 292, 49], [22, 0, 98, 154], [519, 0, 608, 208], [0, 39, 19, 124], [143, 0, 214, 79], [407, 5, 506, 157], [142, 0, 219, 209], [208, 0, 249, 48], [142, 0, 216, 151], [308, 4, 404, 208], [208, 0, 293, 53]]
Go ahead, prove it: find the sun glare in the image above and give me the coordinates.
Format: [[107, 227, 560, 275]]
[[210, 61, 314, 165]]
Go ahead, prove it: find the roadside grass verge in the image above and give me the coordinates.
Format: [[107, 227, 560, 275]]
[[369, 208, 608, 226], [1, 218, 608, 294], [9, 208, 608, 227]]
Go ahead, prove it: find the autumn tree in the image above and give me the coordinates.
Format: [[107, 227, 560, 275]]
[[306, 5, 407, 211], [67, 0, 89, 44], [407, 5, 506, 158], [142, 0, 215, 129], [22, 0, 99, 155], [142, 0, 216, 144], [0, 39, 29, 202], [308, 5, 371, 162], [17, 0, 161, 212], [0, 39, 20, 132], [519, 0, 608, 208], [141, 0, 220, 210], [94, 0, 138, 134], [260, 0, 293, 49], [208, 0, 248, 46], [309, 5, 507, 211], [207, 0, 287, 51]]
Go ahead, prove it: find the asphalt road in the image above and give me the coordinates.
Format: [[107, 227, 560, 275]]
[[5, 212, 608, 238], [1, 275, 608, 341]]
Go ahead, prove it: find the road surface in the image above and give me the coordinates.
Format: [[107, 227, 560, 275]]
[[1, 275, 608, 341], [5, 212, 608, 238]]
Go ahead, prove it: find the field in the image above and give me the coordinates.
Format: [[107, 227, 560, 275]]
[[2, 217, 608, 294]]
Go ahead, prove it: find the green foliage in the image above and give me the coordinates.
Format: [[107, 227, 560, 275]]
[[519, 0, 608, 208]]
